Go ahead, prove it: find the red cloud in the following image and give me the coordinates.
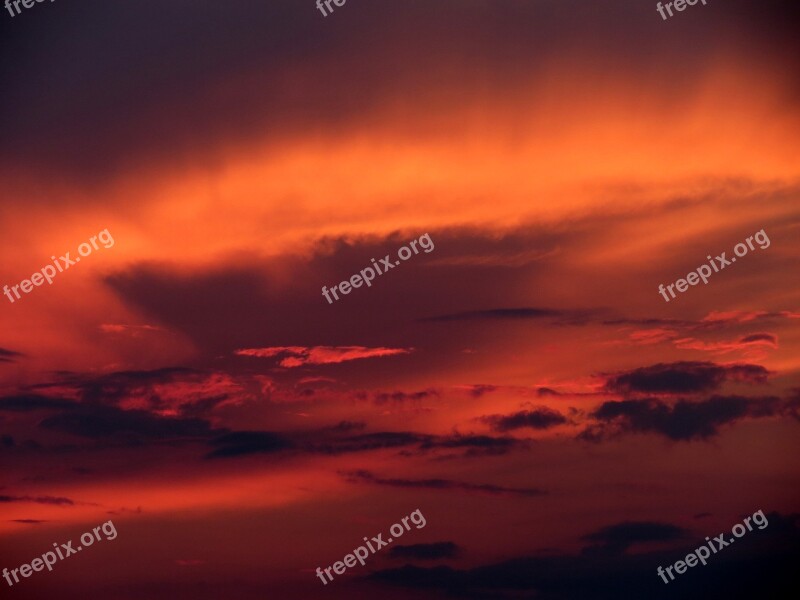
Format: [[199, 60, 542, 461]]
[[235, 346, 412, 367]]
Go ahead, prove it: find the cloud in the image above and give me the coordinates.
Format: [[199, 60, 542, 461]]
[[602, 361, 771, 395], [314, 432, 433, 455], [481, 407, 568, 432], [460, 384, 498, 398], [739, 333, 778, 345], [373, 388, 440, 404], [342, 470, 546, 497], [582, 395, 782, 441], [418, 434, 527, 457], [0, 395, 78, 412], [368, 512, 800, 600], [389, 542, 461, 560], [39, 405, 215, 440], [0, 347, 23, 364], [235, 346, 412, 367], [580, 521, 689, 556], [0, 495, 75, 506], [10, 519, 48, 524], [205, 431, 294, 459]]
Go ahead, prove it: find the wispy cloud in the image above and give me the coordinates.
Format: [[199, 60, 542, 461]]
[[234, 346, 412, 367]]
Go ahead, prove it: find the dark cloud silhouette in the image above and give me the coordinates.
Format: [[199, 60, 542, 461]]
[[0, 495, 74, 506], [462, 385, 498, 398], [206, 431, 294, 459], [39, 405, 215, 441], [369, 512, 799, 600], [537, 387, 562, 397], [342, 470, 546, 497], [583, 395, 782, 441], [10, 519, 48, 524], [0, 395, 77, 412], [0, 347, 23, 363], [389, 542, 461, 560], [52, 367, 198, 405], [373, 389, 440, 404], [603, 361, 770, 395], [419, 434, 525, 456], [580, 521, 689, 556], [481, 407, 568, 432], [313, 432, 433, 455], [739, 333, 778, 346]]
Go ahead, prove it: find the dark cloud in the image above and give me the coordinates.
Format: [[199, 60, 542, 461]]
[[314, 432, 433, 455], [0, 395, 77, 412], [0, 347, 23, 363], [1, 0, 796, 185], [205, 431, 294, 459], [603, 361, 770, 395], [52, 367, 197, 405], [462, 385, 498, 398], [342, 470, 546, 497], [583, 395, 782, 441], [10, 519, 48, 524], [369, 512, 799, 600], [0, 495, 74, 506], [39, 405, 215, 441], [580, 521, 688, 556], [481, 407, 568, 432], [373, 389, 440, 404], [537, 387, 562, 397], [389, 542, 461, 561], [739, 333, 778, 345], [419, 434, 526, 457]]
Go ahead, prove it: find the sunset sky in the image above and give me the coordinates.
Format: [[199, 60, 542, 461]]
[[1, 1, 799, 598]]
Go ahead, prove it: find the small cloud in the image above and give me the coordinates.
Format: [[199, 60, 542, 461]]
[[342, 470, 546, 497], [481, 407, 567, 432], [10, 519, 48, 524], [0, 347, 24, 364], [0, 495, 75, 506], [235, 346, 412, 367]]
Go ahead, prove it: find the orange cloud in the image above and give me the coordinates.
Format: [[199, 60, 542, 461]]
[[235, 346, 412, 367]]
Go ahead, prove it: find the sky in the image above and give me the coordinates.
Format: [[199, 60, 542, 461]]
[[1, 1, 799, 598]]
